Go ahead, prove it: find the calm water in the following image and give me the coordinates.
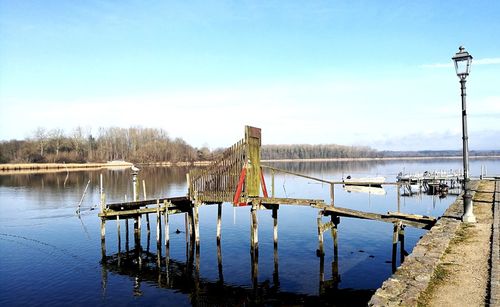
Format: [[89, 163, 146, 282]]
[[1, 158, 499, 306]]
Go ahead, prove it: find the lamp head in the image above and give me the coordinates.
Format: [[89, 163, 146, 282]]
[[452, 46, 473, 80]]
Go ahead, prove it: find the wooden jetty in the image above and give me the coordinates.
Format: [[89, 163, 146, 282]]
[[98, 126, 437, 262]]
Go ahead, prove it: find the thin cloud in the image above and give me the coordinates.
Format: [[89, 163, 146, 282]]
[[421, 57, 500, 68]]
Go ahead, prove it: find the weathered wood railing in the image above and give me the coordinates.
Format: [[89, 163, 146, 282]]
[[188, 138, 246, 203], [188, 126, 263, 204]]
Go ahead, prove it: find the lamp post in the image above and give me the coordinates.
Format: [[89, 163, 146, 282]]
[[452, 46, 476, 223]]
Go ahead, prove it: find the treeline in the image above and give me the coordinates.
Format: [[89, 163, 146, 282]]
[[381, 150, 500, 157], [2, 127, 498, 164], [0, 127, 215, 164], [261, 144, 381, 160]]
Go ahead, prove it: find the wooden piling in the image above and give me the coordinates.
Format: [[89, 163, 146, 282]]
[[125, 219, 130, 252], [100, 218, 106, 259], [250, 203, 259, 253], [164, 200, 169, 247], [217, 239, 223, 282], [399, 224, 405, 263], [273, 242, 279, 287], [156, 199, 161, 246], [392, 222, 399, 272], [185, 212, 190, 243], [272, 206, 278, 247], [193, 205, 200, 247], [317, 211, 324, 256], [330, 183, 335, 206], [251, 240, 259, 290], [133, 217, 140, 248], [331, 215, 339, 257], [116, 215, 121, 251], [319, 253, 325, 294], [143, 180, 150, 233], [216, 203, 222, 243]]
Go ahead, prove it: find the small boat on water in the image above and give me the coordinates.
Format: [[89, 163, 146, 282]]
[[343, 184, 386, 195], [343, 175, 385, 187]]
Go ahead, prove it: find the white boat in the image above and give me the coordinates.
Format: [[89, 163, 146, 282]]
[[343, 175, 385, 186], [343, 185, 386, 195]]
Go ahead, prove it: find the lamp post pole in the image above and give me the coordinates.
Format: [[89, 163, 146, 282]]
[[452, 46, 475, 223], [460, 77, 475, 223]]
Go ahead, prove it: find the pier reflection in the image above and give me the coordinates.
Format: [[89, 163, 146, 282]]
[[100, 233, 374, 305]]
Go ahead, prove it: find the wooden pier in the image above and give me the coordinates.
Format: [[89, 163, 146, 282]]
[[98, 126, 437, 262]]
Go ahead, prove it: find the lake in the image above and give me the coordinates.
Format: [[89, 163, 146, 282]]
[[1, 158, 499, 306]]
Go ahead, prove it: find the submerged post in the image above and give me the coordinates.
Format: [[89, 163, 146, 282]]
[[99, 174, 106, 259], [193, 204, 200, 248], [317, 211, 324, 256], [331, 215, 339, 257], [156, 199, 161, 246], [100, 218, 106, 259], [164, 200, 170, 247], [250, 202, 259, 253], [272, 206, 278, 247], [143, 180, 150, 233], [399, 224, 406, 263], [216, 203, 222, 243], [392, 222, 399, 272]]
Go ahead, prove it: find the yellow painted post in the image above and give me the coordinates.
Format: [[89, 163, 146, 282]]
[[245, 126, 261, 198]]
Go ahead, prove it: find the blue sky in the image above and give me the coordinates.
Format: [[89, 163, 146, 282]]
[[0, 0, 499, 150]]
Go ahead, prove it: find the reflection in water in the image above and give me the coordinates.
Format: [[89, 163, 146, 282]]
[[100, 220, 379, 306]]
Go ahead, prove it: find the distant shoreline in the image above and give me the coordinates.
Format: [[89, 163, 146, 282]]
[[261, 155, 500, 163], [1, 155, 499, 174]]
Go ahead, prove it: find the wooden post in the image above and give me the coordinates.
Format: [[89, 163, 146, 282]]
[[399, 224, 405, 263], [193, 205, 200, 248], [143, 180, 150, 233], [164, 201, 169, 247], [216, 203, 222, 243], [100, 218, 106, 259], [146, 230, 151, 253], [330, 183, 335, 206], [245, 126, 262, 197], [217, 238, 223, 283], [331, 215, 339, 257], [134, 216, 140, 248], [317, 211, 324, 256], [186, 173, 191, 199], [156, 199, 161, 247], [319, 253, 325, 295], [273, 237, 279, 288], [117, 215, 121, 251], [397, 183, 401, 213], [125, 219, 130, 252], [100, 173, 105, 212], [185, 212, 190, 243], [392, 222, 399, 273], [251, 239, 259, 290], [250, 202, 259, 253], [272, 206, 278, 247]]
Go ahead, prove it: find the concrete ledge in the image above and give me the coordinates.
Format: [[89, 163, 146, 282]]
[[368, 181, 479, 306]]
